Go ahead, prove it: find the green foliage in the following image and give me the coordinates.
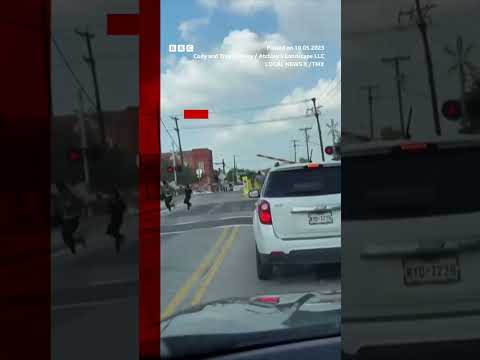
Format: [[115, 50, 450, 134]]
[[226, 168, 256, 183]]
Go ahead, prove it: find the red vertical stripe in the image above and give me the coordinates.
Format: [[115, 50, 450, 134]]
[[139, 0, 160, 357], [0, 0, 51, 358]]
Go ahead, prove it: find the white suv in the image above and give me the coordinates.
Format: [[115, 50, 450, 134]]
[[341, 138, 480, 357], [249, 162, 341, 280]]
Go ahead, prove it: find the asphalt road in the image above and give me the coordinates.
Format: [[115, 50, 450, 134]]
[[161, 191, 340, 320], [52, 190, 340, 360]]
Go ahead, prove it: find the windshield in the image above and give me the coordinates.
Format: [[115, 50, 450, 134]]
[[343, 147, 480, 220], [264, 167, 341, 198], [158, 0, 341, 357]]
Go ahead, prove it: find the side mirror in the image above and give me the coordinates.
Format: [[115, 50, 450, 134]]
[[249, 190, 260, 198]]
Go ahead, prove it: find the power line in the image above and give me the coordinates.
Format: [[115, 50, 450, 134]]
[[168, 99, 311, 118], [179, 114, 311, 131], [52, 36, 96, 108]]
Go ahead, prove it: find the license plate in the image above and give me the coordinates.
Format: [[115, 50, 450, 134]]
[[403, 255, 460, 286], [308, 211, 333, 225]]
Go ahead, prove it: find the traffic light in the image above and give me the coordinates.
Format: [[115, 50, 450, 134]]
[[442, 100, 462, 121], [325, 146, 334, 155], [68, 148, 82, 162], [167, 166, 174, 173]]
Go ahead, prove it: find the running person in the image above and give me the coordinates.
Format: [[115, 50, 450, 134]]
[[162, 180, 174, 211], [106, 188, 127, 253], [184, 184, 193, 210], [56, 182, 86, 254]]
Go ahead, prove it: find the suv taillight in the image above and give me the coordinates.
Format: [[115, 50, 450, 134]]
[[258, 200, 272, 225]]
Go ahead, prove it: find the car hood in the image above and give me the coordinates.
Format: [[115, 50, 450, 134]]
[[161, 290, 341, 337]]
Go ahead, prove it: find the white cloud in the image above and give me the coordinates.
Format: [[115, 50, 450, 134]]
[[196, 0, 340, 44], [161, 29, 300, 114], [207, 60, 341, 148], [197, 0, 271, 14], [178, 17, 210, 41], [197, 0, 219, 9]]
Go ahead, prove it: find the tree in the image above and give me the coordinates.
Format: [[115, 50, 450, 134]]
[[226, 168, 256, 182], [461, 78, 480, 133], [332, 136, 341, 161]]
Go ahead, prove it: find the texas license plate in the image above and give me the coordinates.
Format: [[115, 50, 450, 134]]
[[308, 211, 333, 225], [403, 255, 460, 286]]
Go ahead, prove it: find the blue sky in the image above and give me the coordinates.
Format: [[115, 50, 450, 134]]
[[160, 0, 341, 170]]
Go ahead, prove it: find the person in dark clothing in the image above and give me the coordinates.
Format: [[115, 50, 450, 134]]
[[56, 181, 86, 254], [162, 180, 174, 211], [106, 188, 127, 253], [184, 184, 193, 210]]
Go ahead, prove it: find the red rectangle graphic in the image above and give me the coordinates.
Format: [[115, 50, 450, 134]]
[[107, 14, 139, 35], [184, 109, 209, 119]]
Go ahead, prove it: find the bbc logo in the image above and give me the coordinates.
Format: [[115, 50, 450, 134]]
[[169, 44, 194, 53]]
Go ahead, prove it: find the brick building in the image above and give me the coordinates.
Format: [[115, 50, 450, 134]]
[[52, 106, 138, 186], [161, 148, 215, 187]]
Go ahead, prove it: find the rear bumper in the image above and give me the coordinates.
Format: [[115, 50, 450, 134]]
[[254, 215, 340, 264], [259, 247, 340, 265], [342, 313, 480, 356]]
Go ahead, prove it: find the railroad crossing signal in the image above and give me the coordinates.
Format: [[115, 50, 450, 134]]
[[441, 99, 462, 121], [68, 148, 82, 162]]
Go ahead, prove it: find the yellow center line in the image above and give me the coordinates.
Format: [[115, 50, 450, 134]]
[[161, 226, 231, 320], [191, 226, 240, 306]]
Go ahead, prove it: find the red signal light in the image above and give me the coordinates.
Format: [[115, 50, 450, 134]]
[[441, 100, 462, 121], [68, 149, 81, 161], [325, 146, 334, 155]]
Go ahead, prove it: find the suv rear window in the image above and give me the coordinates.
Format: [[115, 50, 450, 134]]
[[263, 166, 341, 198], [343, 146, 480, 219]]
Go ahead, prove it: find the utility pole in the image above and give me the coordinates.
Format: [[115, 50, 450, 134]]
[[214, 159, 226, 173], [233, 155, 237, 185], [75, 26, 106, 146], [399, 1, 441, 135], [171, 141, 178, 185], [77, 89, 90, 190], [381, 56, 410, 137], [170, 116, 184, 166], [445, 36, 475, 128], [311, 98, 325, 162], [406, 106, 414, 139], [299, 127, 312, 162], [291, 140, 299, 162], [360, 85, 380, 139]]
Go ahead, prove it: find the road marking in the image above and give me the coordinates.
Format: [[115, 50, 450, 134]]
[[160, 224, 251, 236], [52, 296, 136, 311], [190, 226, 240, 306], [88, 279, 137, 287], [207, 203, 223, 215], [218, 215, 252, 221], [160, 226, 231, 320]]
